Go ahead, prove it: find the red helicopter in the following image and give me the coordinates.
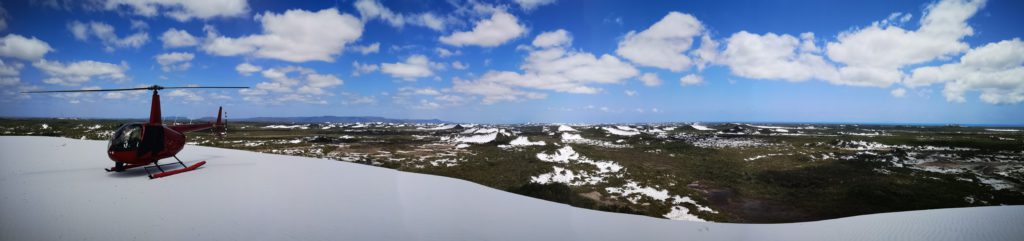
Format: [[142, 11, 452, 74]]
[[25, 85, 246, 179]]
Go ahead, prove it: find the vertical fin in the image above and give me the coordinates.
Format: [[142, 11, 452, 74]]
[[215, 106, 223, 126]]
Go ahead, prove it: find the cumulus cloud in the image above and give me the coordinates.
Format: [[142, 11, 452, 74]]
[[340, 92, 377, 105], [435, 47, 459, 58], [354, 0, 448, 31], [440, 10, 525, 47], [515, 0, 556, 11], [703, 0, 992, 92], [679, 74, 704, 86], [0, 59, 21, 77], [0, 34, 53, 60], [351, 61, 379, 76], [825, 0, 984, 87], [33, 59, 129, 86], [452, 29, 637, 103], [354, 42, 380, 55], [0, 59, 22, 87], [160, 28, 197, 48], [906, 38, 1024, 104], [239, 66, 344, 104], [155, 52, 194, 72], [532, 29, 571, 48], [381, 55, 441, 80], [202, 8, 363, 63], [451, 76, 546, 104], [166, 89, 204, 102], [235, 62, 262, 76], [68, 20, 149, 51], [720, 31, 837, 83], [616, 12, 704, 72], [891, 88, 907, 97], [451, 61, 468, 70], [639, 72, 662, 87], [101, 0, 249, 22], [398, 87, 442, 96]]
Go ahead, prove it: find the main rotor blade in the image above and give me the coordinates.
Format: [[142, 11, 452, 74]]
[[21, 87, 154, 93], [22, 86, 248, 93], [160, 87, 249, 89]]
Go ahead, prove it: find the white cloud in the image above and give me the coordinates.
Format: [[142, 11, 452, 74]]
[[435, 94, 467, 105], [624, 90, 637, 97], [399, 87, 442, 96], [0, 59, 22, 77], [515, 0, 556, 11], [240, 66, 344, 104], [381, 55, 439, 80], [693, 34, 720, 71], [351, 61, 379, 76], [720, 31, 837, 83], [340, 92, 377, 105], [155, 52, 194, 72], [639, 72, 662, 87], [440, 10, 525, 47], [67, 21, 150, 51], [452, 61, 468, 70], [0, 34, 53, 60], [414, 13, 446, 31], [160, 28, 197, 48], [891, 88, 907, 97], [354, 0, 405, 27], [33, 59, 129, 86], [615, 12, 704, 72], [202, 8, 363, 63], [298, 73, 343, 95], [166, 89, 204, 102], [435, 47, 459, 58], [235, 62, 262, 76], [451, 77, 546, 104], [413, 99, 441, 109], [354, 0, 447, 31], [101, 0, 249, 22], [532, 29, 571, 48], [452, 29, 637, 103], [354, 42, 380, 55], [906, 38, 1024, 104], [825, 0, 984, 87], [680, 74, 704, 86], [130, 19, 149, 30], [0, 59, 22, 87]]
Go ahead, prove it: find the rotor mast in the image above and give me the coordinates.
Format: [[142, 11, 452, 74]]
[[150, 88, 162, 124]]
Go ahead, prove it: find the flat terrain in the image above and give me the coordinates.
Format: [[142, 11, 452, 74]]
[[2, 136, 1023, 241], [2, 118, 1023, 223]]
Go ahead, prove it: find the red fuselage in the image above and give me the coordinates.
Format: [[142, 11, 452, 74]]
[[107, 124, 187, 165]]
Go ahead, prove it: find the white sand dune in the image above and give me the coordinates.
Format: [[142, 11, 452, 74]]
[[1, 136, 1022, 241]]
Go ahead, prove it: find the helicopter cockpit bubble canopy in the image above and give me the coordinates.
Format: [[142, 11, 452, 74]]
[[109, 124, 142, 151]]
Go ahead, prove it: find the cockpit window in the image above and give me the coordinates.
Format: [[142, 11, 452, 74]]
[[109, 124, 142, 151]]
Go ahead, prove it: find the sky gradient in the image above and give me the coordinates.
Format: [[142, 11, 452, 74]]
[[0, 0, 1021, 124]]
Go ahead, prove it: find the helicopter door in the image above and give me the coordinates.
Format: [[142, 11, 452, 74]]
[[138, 125, 165, 157]]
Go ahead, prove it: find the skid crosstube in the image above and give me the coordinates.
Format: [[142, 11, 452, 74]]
[[149, 161, 206, 179]]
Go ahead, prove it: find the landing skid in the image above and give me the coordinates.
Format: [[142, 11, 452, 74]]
[[105, 156, 206, 179]]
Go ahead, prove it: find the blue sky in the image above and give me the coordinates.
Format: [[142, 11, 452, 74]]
[[0, 0, 1021, 124]]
